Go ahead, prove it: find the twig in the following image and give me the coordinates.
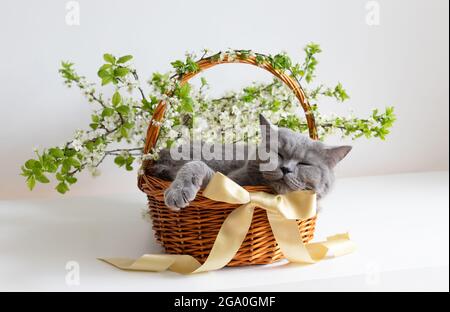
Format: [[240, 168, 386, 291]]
[[131, 70, 149, 103], [298, 53, 313, 83], [89, 92, 106, 108]]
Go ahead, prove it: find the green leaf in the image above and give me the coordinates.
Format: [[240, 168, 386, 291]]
[[177, 83, 191, 99], [171, 60, 184, 71], [255, 55, 266, 64], [56, 182, 69, 194], [114, 155, 126, 167], [27, 176, 36, 191], [56, 172, 65, 181], [120, 126, 128, 138], [35, 173, 50, 183], [91, 114, 100, 123], [21, 166, 32, 177], [123, 121, 134, 129], [85, 141, 95, 152], [68, 158, 81, 169], [66, 176, 78, 185], [64, 148, 77, 157], [98, 63, 112, 71], [237, 50, 251, 59], [141, 98, 152, 111], [101, 76, 113, 86], [25, 159, 38, 170], [89, 123, 99, 130], [116, 105, 130, 115], [185, 57, 200, 73], [181, 98, 194, 113], [46, 162, 58, 173], [125, 156, 134, 171], [93, 137, 105, 146], [114, 67, 130, 77], [117, 55, 133, 64], [305, 43, 322, 55], [127, 156, 135, 164], [31, 162, 42, 171], [97, 68, 111, 79], [150, 96, 159, 104], [61, 159, 72, 174], [334, 82, 349, 102], [102, 107, 114, 117], [103, 53, 116, 64], [271, 54, 292, 70], [49, 148, 64, 158], [112, 91, 122, 106]]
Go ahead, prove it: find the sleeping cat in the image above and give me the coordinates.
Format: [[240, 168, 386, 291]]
[[144, 115, 352, 211]]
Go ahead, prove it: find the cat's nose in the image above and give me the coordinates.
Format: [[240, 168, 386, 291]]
[[280, 167, 292, 175]]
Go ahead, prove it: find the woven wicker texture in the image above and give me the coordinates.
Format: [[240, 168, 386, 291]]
[[139, 53, 319, 266]]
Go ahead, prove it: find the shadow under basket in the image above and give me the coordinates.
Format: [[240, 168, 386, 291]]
[[139, 175, 317, 267]]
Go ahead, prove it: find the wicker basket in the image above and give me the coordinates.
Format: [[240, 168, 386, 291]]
[[138, 53, 319, 266]]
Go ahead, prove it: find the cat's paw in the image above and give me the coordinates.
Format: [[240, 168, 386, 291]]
[[164, 180, 199, 211]]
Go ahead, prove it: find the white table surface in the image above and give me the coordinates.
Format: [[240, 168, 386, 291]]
[[1, 171, 448, 292]]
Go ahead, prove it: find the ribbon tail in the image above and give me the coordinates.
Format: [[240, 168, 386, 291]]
[[267, 212, 356, 263], [98, 254, 202, 273], [99, 204, 256, 274], [194, 204, 254, 273], [266, 211, 317, 264], [307, 233, 357, 259]]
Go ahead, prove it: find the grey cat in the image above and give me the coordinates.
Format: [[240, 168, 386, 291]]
[[144, 115, 352, 211]]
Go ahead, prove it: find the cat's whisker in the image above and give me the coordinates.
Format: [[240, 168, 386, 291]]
[[261, 170, 283, 181]]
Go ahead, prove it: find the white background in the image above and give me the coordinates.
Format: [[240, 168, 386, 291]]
[[0, 0, 448, 292], [0, 0, 448, 199]]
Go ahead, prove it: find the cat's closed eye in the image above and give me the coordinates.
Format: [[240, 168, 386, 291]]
[[297, 161, 311, 166], [277, 153, 284, 159]]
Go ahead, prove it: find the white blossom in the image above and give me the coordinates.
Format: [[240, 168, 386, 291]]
[[167, 129, 179, 140], [88, 166, 101, 177], [71, 139, 83, 151]]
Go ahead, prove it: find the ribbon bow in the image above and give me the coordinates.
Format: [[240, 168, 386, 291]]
[[100, 173, 356, 274]]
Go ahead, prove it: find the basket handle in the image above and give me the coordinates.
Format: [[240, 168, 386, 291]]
[[143, 54, 318, 154]]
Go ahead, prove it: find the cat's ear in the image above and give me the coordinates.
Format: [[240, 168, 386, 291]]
[[259, 114, 276, 144], [259, 114, 273, 128], [323, 145, 352, 168]]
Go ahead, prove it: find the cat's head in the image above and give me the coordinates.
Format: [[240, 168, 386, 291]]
[[257, 115, 352, 199]]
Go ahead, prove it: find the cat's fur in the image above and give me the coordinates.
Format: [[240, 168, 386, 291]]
[[144, 115, 352, 211]]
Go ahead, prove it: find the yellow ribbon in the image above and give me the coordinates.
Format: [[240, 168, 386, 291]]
[[99, 172, 356, 274]]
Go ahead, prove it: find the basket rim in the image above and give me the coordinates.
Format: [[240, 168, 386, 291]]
[[142, 51, 319, 156]]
